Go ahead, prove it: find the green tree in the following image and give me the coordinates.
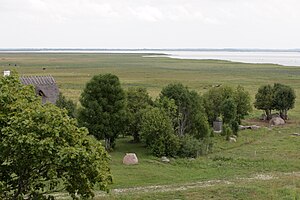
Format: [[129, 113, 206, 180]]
[[0, 74, 111, 199], [188, 91, 211, 139], [160, 83, 210, 138], [254, 84, 274, 120], [160, 83, 191, 136], [220, 98, 237, 124], [56, 92, 77, 118], [79, 74, 126, 150], [273, 83, 296, 120], [203, 86, 234, 125], [155, 97, 178, 127], [126, 87, 153, 142], [140, 107, 179, 157], [234, 85, 252, 123]]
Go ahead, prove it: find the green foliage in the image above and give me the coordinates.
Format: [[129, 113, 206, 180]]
[[79, 73, 126, 150], [254, 84, 274, 119], [254, 83, 296, 120], [0, 74, 111, 199], [160, 83, 192, 136], [140, 107, 179, 157], [203, 86, 235, 125], [203, 85, 251, 133], [273, 83, 296, 120], [126, 87, 153, 142], [222, 124, 233, 140], [160, 83, 210, 139], [56, 92, 77, 118], [220, 98, 237, 124], [234, 85, 252, 123], [178, 135, 203, 158]]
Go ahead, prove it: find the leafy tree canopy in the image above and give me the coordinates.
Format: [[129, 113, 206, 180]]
[[126, 87, 153, 142], [79, 73, 126, 150], [56, 92, 77, 118], [0, 73, 111, 199], [160, 83, 210, 138], [203, 85, 251, 125], [273, 83, 296, 119], [254, 83, 295, 120], [140, 107, 179, 157], [254, 84, 274, 119]]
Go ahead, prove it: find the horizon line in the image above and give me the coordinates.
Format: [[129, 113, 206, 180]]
[[0, 48, 300, 52]]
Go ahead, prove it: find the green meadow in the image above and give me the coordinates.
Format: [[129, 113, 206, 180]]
[[1, 53, 300, 199]]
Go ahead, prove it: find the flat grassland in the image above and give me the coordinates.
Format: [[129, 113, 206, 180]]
[[1, 53, 300, 199]]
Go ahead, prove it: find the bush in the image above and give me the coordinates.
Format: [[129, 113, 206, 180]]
[[140, 107, 179, 157], [222, 124, 233, 140], [178, 135, 203, 158]]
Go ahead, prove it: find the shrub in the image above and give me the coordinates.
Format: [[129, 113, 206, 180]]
[[178, 135, 203, 158], [140, 107, 179, 157]]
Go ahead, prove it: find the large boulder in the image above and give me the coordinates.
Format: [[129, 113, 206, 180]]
[[269, 117, 285, 126], [123, 153, 138, 165]]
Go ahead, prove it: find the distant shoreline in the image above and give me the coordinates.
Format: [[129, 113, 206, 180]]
[[0, 48, 300, 53], [1, 49, 299, 67]]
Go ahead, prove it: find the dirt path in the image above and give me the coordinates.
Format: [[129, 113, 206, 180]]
[[99, 172, 300, 196], [54, 171, 300, 199]]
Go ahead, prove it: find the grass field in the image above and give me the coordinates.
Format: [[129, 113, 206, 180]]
[[1, 53, 300, 199], [54, 127, 300, 199], [0, 53, 300, 116]]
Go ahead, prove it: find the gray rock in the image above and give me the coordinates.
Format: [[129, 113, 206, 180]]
[[123, 153, 138, 165], [161, 156, 170, 163], [239, 125, 260, 130], [213, 130, 222, 134], [269, 117, 285, 126], [251, 125, 260, 130], [229, 137, 237, 143], [291, 133, 300, 136]]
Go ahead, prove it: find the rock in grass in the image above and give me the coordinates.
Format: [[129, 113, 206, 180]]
[[123, 153, 138, 165], [229, 137, 237, 143], [291, 133, 300, 136], [269, 117, 285, 126], [161, 156, 170, 163], [251, 125, 260, 130]]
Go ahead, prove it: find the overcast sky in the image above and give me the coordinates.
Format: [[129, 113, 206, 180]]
[[1, 0, 300, 49]]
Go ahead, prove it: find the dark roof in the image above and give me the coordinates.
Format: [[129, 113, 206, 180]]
[[20, 75, 59, 104]]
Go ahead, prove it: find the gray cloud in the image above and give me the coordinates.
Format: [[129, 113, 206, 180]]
[[1, 0, 300, 48]]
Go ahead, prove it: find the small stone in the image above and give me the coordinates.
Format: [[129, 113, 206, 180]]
[[251, 125, 260, 130], [229, 137, 237, 143], [161, 156, 170, 163], [291, 133, 300, 136], [231, 135, 237, 138], [123, 153, 138, 165]]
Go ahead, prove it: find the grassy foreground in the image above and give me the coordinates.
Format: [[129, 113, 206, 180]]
[[104, 126, 300, 199], [53, 126, 300, 199]]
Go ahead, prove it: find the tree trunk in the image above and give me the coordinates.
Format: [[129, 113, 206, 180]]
[[133, 132, 140, 143], [281, 109, 288, 120], [265, 110, 272, 120], [105, 138, 111, 151]]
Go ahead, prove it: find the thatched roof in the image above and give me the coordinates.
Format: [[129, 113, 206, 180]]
[[20, 75, 59, 104]]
